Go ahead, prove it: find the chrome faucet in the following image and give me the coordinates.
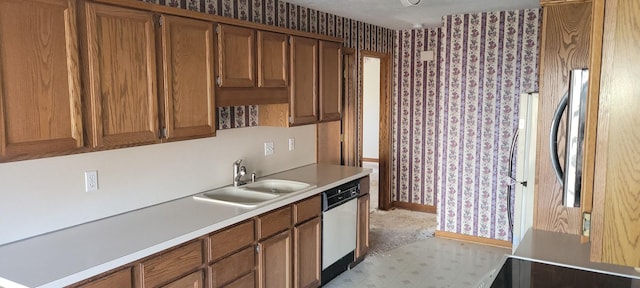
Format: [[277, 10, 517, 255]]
[[233, 159, 247, 187]]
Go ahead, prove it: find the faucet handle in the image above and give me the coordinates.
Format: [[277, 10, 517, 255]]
[[234, 159, 243, 165]]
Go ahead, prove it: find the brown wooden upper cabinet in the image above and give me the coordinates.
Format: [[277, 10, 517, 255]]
[[319, 41, 342, 122], [217, 24, 256, 87], [257, 31, 289, 87], [159, 15, 216, 141], [289, 36, 319, 126], [0, 0, 83, 162], [84, 3, 160, 148]]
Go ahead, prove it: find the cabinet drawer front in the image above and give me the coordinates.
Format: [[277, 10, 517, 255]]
[[293, 195, 321, 224], [74, 267, 134, 288], [162, 270, 204, 288], [210, 219, 255, 261], [223, 271, 255, 288], [210, 246, 255, 288], [143, 240, 204, 287], [257, 206, 292, 240]]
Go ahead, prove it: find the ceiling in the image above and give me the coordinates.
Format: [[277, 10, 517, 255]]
[[283, 0, 540, 30]]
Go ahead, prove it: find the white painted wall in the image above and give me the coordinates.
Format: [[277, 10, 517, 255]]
[[363, 57, 380, 159], [0, 125, 316, 245]]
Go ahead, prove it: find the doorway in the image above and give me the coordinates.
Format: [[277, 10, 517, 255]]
[[342, 50, 391, 210]]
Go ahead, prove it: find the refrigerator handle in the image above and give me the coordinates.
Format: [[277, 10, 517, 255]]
[[549, 90, 568, 186]]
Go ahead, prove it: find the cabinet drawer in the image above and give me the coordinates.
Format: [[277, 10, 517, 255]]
[[257, 206, 292, 240], [223, 271, 255, 288], [210, 219, 255, 261], [162, 270, 204, 288], [143, 240, 204, 287], [293, 195, 321, 224], [73, 267, 134, 288], [210, 246, 255, 288]]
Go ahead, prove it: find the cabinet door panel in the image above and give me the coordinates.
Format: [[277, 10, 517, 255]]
[[217, 25, 255, 87], [293, 217, 320, 288], [162, 270, 204, 288], [143, 240, 204, 288], [0, 0, 83, 161], [258, 230, 292, 288], [74, 267, 134, 288], [257, 31, 288, 87], [355, 194, 370, 260], [319, 41, 342, 122], [289, 36, 318, 125], [85, 3, 159, 148], [210, 247, 255, 288], [160, 15, 215, 141], [590, 0, 640, 268]]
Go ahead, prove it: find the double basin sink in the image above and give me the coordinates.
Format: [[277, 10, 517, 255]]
[[193, 179, 315, 208]]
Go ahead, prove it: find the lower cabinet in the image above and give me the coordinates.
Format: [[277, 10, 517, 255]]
[[210, 247, 255, 287], [72, 267, 134, 288], [355, 176, 371, 263], [293, 217, 321, 288], [355, 193, 370, 261], [142, 240, 204, 287], [257, 230, 292, 288], [164, 270, 204, 288]]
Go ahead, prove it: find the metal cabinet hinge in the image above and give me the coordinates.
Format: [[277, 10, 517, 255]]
[[159, 127, 167, 139], [255, 245, 260, 253], [216, 76, 221, 86], [288, 116, 293, 124], [216, 25, 220, 34], [582, 212, 591, 237]]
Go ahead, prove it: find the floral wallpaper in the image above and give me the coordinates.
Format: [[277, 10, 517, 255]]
[[392, 9, 541, 241], [139, 0, 394, 129]]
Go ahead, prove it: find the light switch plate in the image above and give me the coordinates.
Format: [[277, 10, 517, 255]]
[[264, 141, 274, 156], [288, 138, 295, 151]]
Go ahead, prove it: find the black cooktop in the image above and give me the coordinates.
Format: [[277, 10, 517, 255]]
[[489, 258, 638, 288]]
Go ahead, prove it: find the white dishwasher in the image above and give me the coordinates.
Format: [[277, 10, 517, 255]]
[[321, 180, 360, 285]]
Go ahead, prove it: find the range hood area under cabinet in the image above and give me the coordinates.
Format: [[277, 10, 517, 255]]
[[0, 0, 343, 163]]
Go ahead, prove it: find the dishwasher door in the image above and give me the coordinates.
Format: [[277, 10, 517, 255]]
[[322, 197, 357, 270]]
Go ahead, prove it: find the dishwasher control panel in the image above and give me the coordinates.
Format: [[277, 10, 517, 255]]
[[322, 179, 360, 211]]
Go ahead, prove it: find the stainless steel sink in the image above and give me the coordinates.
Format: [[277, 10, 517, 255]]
[[193, 179, 313, 208], [243, 179, 311, 194]]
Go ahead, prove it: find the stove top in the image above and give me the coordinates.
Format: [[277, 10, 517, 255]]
[[484, 256, 639, 288]]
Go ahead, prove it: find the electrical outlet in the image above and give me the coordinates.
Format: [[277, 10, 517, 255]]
[[288, 138, 295, 151], [85, 170, 99, 192], [264, 141, 274, 156]]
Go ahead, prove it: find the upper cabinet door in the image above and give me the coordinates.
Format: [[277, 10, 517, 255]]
[[319, 41, 342, 122], [257, 31, 288, 88], [84, 3, 159, 148], [0, 0, 83, 161], [590, 0, 640, 268], [160, 15, 216, 141], [217, 24, 255, 87], [289, 36, 318, 126]]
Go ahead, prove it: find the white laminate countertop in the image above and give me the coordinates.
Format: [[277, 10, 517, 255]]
[[0, 164, 371, 288]]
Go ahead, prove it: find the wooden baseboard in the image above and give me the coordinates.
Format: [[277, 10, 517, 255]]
[[435, 231, 512, 249], [392, 201, 437, 213], [361, 158, 379, 163]]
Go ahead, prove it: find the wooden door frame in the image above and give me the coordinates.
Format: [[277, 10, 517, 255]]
[[360, 50, 392, 211]]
